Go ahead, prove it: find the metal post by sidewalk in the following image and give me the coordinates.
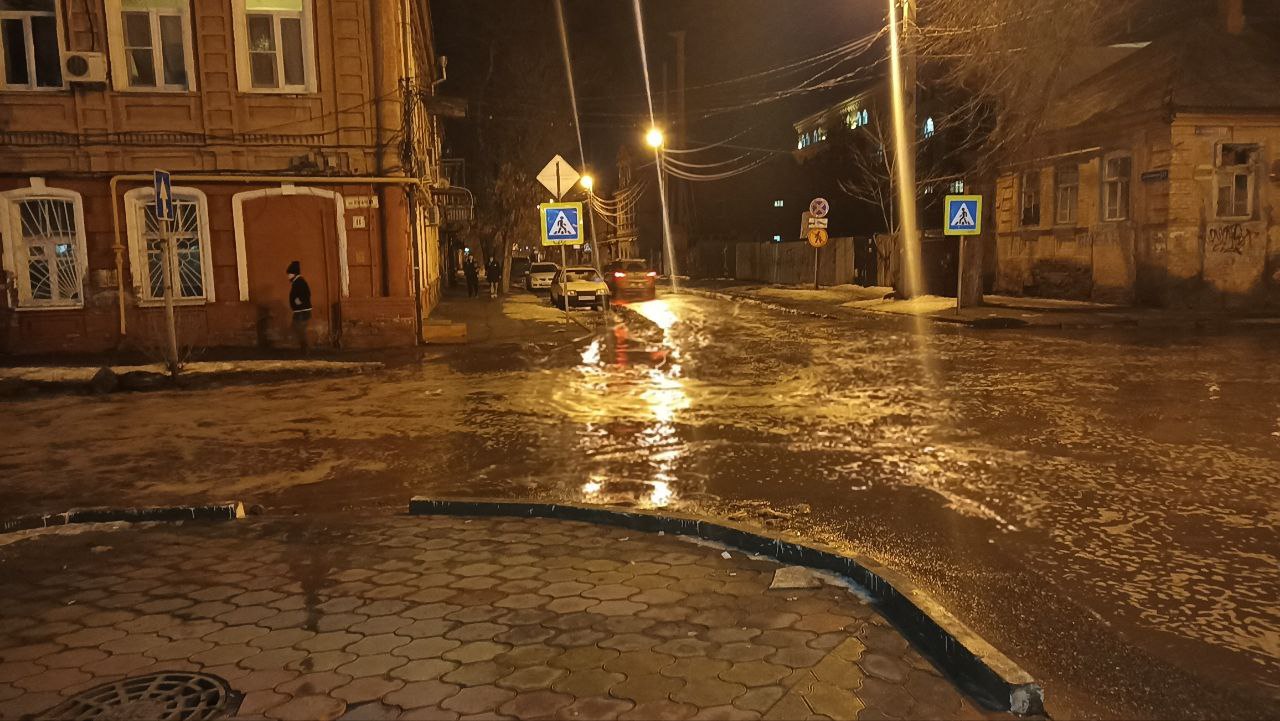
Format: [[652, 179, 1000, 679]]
[[813, 246, 820, 290], [160, 217, 179, 375]]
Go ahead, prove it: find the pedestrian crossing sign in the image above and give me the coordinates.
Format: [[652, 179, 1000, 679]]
[[539, 202, 584, 246], [944, 195, 982, 236]]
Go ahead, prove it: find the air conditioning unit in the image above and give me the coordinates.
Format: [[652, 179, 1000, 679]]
[[62, 52, 108, 84]]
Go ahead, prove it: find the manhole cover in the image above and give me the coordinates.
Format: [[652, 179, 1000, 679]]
[[36, 671, 241, 721]]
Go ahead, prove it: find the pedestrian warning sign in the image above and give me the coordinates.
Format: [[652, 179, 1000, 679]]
[[539, 202, 584, 246], [944, 195, 982, 236]]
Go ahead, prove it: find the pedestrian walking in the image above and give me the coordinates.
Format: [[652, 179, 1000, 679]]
[[286, 260, 312, 352], [463, 257, 480, 298], [485, 258, 502, 298]]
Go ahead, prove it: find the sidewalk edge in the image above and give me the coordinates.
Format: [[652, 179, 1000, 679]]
[[408, 497, 1044, 715], [0, 502, 246, 535]]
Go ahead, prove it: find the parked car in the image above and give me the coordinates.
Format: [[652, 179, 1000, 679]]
[[604, 259, 658, 300], [525, 262, 559, 292], [510, 255, 531, 283], [550, 267, 610, 310]]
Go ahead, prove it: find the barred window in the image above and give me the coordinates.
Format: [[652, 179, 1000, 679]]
[[1, 189, 87, 308], [126, 187, 213, 303]]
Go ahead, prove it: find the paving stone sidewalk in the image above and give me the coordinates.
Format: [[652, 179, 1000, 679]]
[[0, 515, 1001, 720]]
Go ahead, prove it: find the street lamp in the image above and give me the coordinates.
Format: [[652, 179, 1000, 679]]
[[646, 127, 664, 149], [581, 174, 594, 192]]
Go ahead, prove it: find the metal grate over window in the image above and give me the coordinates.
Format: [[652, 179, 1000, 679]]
[[17, 197, 80, 303]]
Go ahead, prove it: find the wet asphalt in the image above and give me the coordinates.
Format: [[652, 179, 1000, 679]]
[[1, 291, 1277, 719], [413, 293, 1280, 720]]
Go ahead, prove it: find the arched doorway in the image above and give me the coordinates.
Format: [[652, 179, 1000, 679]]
[[235, 189, 347, 348]]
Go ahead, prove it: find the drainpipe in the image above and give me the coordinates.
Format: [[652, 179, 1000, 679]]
[[108, 173, 419, 338]]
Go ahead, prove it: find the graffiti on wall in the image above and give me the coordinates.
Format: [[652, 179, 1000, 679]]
[[1205, 224, 1257, 255]]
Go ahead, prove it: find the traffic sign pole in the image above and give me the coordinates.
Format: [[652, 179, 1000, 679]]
[[813, 245, 820, 290], [160, 216, 179, 375]]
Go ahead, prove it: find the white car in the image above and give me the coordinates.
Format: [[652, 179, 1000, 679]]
[[526, 262, 559, 292], [550, 267, 610, 310]]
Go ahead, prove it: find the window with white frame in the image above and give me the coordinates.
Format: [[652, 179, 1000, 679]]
[[773, 199, 784, 208], [1, 188, 86, 308], [1020, 170, 1041, 227], [125, 188, 213, 303], [233, 0, 314, 92], [107, 0, 194, 91], [949, 180, 965, 194], [1215, 144, 1257, 220], [1103, 155, 1131, 221], [0, 0, 63, 90], [923, 116, 936, 139], [1055, 164, 1079, 225]]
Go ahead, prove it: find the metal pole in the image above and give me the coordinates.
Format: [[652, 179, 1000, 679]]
[[586, 190, 608, 322], [560, 244, 569, 324], [955, 236, 964, 312], [160, 217, 179, 375]]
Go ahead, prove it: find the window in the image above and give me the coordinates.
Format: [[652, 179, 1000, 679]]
[[1055, 165, 1079, 225], [1103, 155, 1131, 221], [108, 0, 194, 91], [125, 188, 213, 303], [773, 200, 784, 208], [923, 117, 936, 139], [0, 0, 63, 90], [949, 180, 965, 194], [772, 234, 782, 243], [1215, 144, 1257, 219], [233, 0, 314, 92], [1, 186, 87, 308], [1020, 170, 1041, 227]]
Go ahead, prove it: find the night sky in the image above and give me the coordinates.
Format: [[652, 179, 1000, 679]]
[[433, 0, 884, 187]]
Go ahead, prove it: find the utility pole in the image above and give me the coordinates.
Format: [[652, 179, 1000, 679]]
[[887, 0, 923, 298]]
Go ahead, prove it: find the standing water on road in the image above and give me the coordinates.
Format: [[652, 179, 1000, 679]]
[[0, 293, 1277, 719]]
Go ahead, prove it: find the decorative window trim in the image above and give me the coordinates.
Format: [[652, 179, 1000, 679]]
[[1213, 143, 1258, 221], [123, 186, 215, 306], [1101, 153, 1132, 222], [105, 0, 197, 93], [1054, 164, 1079, 226], [230, 185, 348, 302], [0, 181, 88, 310], [0, 1, 67, 91], [230, 0, 317, 94], [1019, 170, 1041, 227]]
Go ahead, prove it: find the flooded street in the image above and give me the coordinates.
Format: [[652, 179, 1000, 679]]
[[2, 292, 1278, 719]]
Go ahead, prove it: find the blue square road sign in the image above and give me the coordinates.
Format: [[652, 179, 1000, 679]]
[[944, 195, 982, 236], [539, 202, 584, 246]]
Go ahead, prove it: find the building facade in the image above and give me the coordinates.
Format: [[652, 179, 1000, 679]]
[[0, 0, 447, 354], [993, 10, 1280, 308]]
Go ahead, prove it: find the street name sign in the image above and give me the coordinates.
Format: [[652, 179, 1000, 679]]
[[808, 228, 830, 248], [807, 217, 829, 229], [809, 197, 830, 219], [537, 155, 581, 200], [539, 202, 584, 246], [153, 169, 175, 221], [944, 195, 982, 236]]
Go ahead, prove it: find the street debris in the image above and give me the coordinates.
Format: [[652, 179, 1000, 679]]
[[770, 566, 824, 590]]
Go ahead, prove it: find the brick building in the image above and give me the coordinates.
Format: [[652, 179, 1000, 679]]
[[993, 3, 1280, 308], [0, 0, 447, 354]]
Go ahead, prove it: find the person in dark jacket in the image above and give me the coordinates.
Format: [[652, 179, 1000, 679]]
[[286, 260, 312, 352], [463, 257, 480, 297], [485, 258, 501, 298]]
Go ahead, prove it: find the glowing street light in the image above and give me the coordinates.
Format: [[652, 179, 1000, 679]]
[[646, 127, 665, 149], [581, 174, 594, 192]]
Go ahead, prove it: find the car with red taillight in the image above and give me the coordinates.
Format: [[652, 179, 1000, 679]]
[[604, 259, 658, 300]]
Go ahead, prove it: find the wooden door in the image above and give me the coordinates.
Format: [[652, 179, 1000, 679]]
[[243, 194, 337, 348]]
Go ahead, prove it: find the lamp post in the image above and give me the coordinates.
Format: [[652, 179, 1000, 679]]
[[645, 127, 676, 281], [581, 174, 609, 318]]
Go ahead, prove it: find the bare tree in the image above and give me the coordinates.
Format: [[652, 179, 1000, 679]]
[[916, 0, 1142, 170]]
